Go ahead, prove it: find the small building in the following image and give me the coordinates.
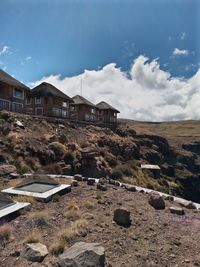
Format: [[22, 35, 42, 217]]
[[96, 101, 120, 124], [0, 69, 30, 113], [25, 82, 73, 118], [141, 164, 161, 179], [70, 95, 97, 122]]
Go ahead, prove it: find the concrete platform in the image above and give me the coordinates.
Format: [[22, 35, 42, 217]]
[[2, 184, 71, 202], [0, 201, 30, 220]]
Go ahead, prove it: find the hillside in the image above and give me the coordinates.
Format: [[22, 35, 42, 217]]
[[0, 111, 200, 202]]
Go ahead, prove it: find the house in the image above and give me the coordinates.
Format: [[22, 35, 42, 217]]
[[96, 101, 120, 123], [70, 95, 97, 122], [25, 82, 73, 118], [0, 69, 30, 113]]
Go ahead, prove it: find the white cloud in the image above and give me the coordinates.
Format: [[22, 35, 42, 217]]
[[0, 46, 9, 55], [25, 56, 32, 61], [172, 48, 189, 56], [180, 32, 186, 40], [29, 55, 200, 122]]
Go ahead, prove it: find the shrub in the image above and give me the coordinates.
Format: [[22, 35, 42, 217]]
[[85, 200, 95, 209], [52, 194, 61, 202], [0, 224, 13, 246], [25, 230, 41, 243], [49, 142, 66, 158], [14, 195, 36, 204], [49, 240, 65, 256], [105, 154, 118, 167], [109, 170, 122, 180], [65, 198, 80, 221], [30, 211, 48, 226], [59, 227, 77, 243], [64, 150, 74, 163]]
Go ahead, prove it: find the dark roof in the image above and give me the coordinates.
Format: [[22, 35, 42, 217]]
[[0, 193, 14, 204], [29, 82, 73, 102], [72, 95, 96, 107], [96, 101, 120, 113], [0, 69, 29, 90], [15, 175, 59, 188]]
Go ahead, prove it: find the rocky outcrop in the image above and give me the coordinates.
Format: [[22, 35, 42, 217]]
[[57, 242, 105, 267], [0, 164, 17, 176]]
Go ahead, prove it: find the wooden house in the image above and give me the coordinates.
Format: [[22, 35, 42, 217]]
[[70, 95, 97, 122], [0, 69, 30, 113], [25, 82, 73, 118], [96, 101, 120, 124]]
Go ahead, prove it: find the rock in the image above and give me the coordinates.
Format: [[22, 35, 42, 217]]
[[124, 184, 137, 192], [71, 180, 78, 187], [87, 178, 96, 185], [99, 177, 108, 185], [165, 195, 174, 202], [9, 173, 19, 179], [0, 154, 7, 164], [113, 207, 131, 227], [148, 194, 165, 210], [57, 242, 105, 267], [178, 200, 196, 209], [21, 243, 48, 262], [14, 120, 24, 129], [96, 183, 107, 191], [169, 206, 185, 215], [59, 134, 68, 144], [74, 174, 83, 181], [62, 165, 72, 175], [0, 164, 17, 176]]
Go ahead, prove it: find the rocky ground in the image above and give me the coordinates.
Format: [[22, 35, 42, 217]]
[[0, 111, 200, 202], [1, 179, 200, 267]]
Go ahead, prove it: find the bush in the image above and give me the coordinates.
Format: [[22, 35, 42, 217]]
[[49, 240, 65, 256], [105, 154, 118, 167], [85, 200, 95, 209], [64, 150, 74, 163], [109, 170, 122, 180], [30, 211, 48, 226], [0, 224, 13, 246], [25, 230, 41, 243], [49, 142, 66, 158], [65, 198, 80, 221]]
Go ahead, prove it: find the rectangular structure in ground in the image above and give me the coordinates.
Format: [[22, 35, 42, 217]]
[[2, 184, 71, 202], [141, 164, 161, 179], [0, 201, 30, 219]]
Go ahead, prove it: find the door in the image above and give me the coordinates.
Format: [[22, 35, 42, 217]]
[[35, 107, 43, 116]]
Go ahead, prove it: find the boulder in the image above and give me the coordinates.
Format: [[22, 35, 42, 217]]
[[124, 184, 137, 192], [169, 206, 185, 215], [21, 243, 48, 262], [71, 180, 79, 187], [148, 194, 165, 210], [0, 164, 17, 176], [165, 195, 174, 202], [74, 174, 83, 181], [96, 183, 107, 191], [57, 242, 105, 267], [178, 200, 196, 209], [14, 120, 24, 129], [87, 178, 96, 185], [113, 207, 131, 227]]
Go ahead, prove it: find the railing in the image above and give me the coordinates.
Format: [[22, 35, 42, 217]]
[[0, 99, 10, 111]]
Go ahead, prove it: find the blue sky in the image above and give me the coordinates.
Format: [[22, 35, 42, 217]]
[[0, 0, 199, 83]]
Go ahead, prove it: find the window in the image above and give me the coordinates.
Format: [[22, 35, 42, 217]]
[[52, 107, 61, 117], [12, 102, 23, 113], [35, 96, 42, 104], [62, 110, 68, 118], [26, 97, 31, 105], [62, 101, 68, 108], [91, 108, 95, 114], [71, 106, 76, 111], [13, 88, 23, 99]]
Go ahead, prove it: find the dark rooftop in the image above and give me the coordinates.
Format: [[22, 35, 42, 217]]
[[72, 95, 96, 107], [96, 101, 120, 113], [29, 82, 73, 102], [0, 69, 29, 90]]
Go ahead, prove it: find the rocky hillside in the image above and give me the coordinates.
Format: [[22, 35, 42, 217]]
[[0, 111, 200, 202]]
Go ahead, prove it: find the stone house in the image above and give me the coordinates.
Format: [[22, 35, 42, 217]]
[[25, 82, 73, 118], [70, 95, 97, 122], [96, 101, 120, 123], [0, 69, 30, 113]]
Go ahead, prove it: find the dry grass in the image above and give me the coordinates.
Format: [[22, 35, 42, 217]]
[[85, 200, 95, 209], [8, 178, 23, 188], [49, 239, 65, 256], [0, 224, 13, 245], [14, 195, 36, 204], [24, 230, 41, 243], [65, 198, 80, 221]]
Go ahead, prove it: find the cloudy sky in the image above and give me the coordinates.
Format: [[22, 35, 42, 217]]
[[0, 0, 200, 121]]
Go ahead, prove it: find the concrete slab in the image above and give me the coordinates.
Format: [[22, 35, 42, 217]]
[[2, 184, 71, 202], [141, 164, 160, 170], [0, 201, 30, 219]]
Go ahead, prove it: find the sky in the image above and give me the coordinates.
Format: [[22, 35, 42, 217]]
[[0, 0, 200, 121]]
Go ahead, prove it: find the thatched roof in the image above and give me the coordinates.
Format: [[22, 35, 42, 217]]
[[72, 95, 96, 107], [15, 175, 59, 188], [29, 82, 73, 102], [96, 101, 120, 113], [0, 69, 29, 90]]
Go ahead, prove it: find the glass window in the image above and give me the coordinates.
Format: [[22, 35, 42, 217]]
[[63, 101, 68, 108], [13, 88, 23, 99], [35, 96, 41, 104], [91, 108, 95, 114]]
